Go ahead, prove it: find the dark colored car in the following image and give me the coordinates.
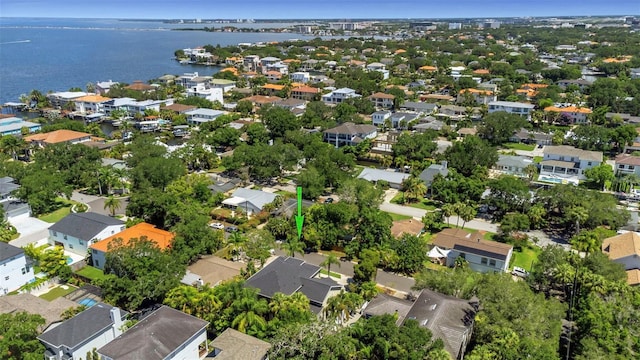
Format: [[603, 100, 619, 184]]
[[225, 225, 239, 233], [324, 197, 334, 204]]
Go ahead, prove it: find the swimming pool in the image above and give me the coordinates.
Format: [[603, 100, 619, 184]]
[[66, 257, 73, 265], [79, 298, 97, 307]]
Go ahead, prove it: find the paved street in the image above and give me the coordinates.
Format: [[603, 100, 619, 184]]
[[71, 191, 129, 216]]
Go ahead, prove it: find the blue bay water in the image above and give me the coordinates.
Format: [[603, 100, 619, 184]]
[[0, 18, 312, 103]]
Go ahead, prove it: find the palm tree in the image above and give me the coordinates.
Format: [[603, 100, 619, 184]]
[[453, 202, 466, 228], [231, 297, 269, 337], [458, 204, 477, 230], [164, 285, 199, 314], [402, 175, 427, 203], [566, 206, 588, 235], [0, 136, 26, 160], [441, 203, 455, 226], [227, 232, 247, 261], [97, 166, 117, 195], [357, 281, 379, 301], [320, 253, 341, 278], [103, 196, 122, 217], [527, 204, 547, 230], [281, 238, 304, 258]]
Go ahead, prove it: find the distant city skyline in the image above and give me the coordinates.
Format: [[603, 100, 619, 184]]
[[1, 0, 638, 20]]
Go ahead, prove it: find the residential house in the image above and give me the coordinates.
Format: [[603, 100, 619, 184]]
[[73, 95, 111, 114], [125, 80, 155, 92], [48, 212, 125, 256], [539, 145, 602, 184], [275, 98, 306, 112], [210, 79, 236, 93], [95, 80, 118, 95], [357, 167, 410, 189], [413, 120, 445, 132], [264, 71, 283, 82], [362, 289, 476, 360], [390, 112, 420, 129], [222, 188, 279, 216], [602, 232, 640, 286], [419, 161, 449, 189], [624, 128, 640, 153], [488, 101, 535, 121], [47, 91, 88, 109], [420, 94, 455, 103], [89, 222, 174, 270], [457, 88, 496, 105], [390, 218, 424, 238], [544, 105, 592, 124], [557, 79, 592, 91], [260, 56, 281, 70], [243, 55, 261, 72], [323, 122, 377, 148], [321, 87, 361, 105], [177, 72, 211, 89], [186, 84, 224, 104], [492, 155, 533, 178], [123, 99, 174, 116], [430, 228, 514, 273], [607, 112, 640, 125], [38, 303, 127, 360], [245, 256, 342, 314], [615, 154, 640, 177], [509, 128, 553, 145], [290, 71, 311, 83], [208, 328, 271, 360], [185, 108, 225, 125], [369, 92, 395, 109], [631, 68, 640, 80], [400, 101, 437, 114], [241, 95, 282, 109], [371, 110, 392, 127], [0, 242, 35, 295], [24, 130, 95, 148], [98, 305, 209, 360], [261, 83, 285, 96], [265, 62, 289, 75], [0, 116, 41, 136], [162, 103, 197, 115], [0, 177, 30, 219], [0, 293, 77, 331], [438, 105, 471, 121], [291, 86, 320, 101], [366, 62, 389, 79]]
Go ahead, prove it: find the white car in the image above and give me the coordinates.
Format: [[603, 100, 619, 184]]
[[511, 266, 529, 278], [210, 222, 224, 230]]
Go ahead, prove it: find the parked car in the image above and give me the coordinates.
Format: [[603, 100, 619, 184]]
[[225, 225, 239, 233], [324, 197, 334, 204], [210, 222, 224, 230], [511, 266, 529, 278]]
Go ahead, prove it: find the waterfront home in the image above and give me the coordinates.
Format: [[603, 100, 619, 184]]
[[25, 129, 96, 148], [369, 92, 395, 109], [124, 99, 174, 115], [125, 80, 155, 92], [89, 222, 174, 270], [98, 306, 209, 360], [543, 105, 592, 124], [186, 84, 224, 104], [95, 80, 119, 95], [430, 228, 513, 273], [0, 117, 41, 136], [38, 303, 127, 360], [73, 95, 111, 114], [539, 145, 602, 184], [245, 256, 342, 314], [210, 78, 236, 93], [321, 87, 361, 105], [323, 122, 377, 148], [184, 108, 225, 125], [488, 101, 535, 121], [46, 91, 88, 109], [602, 232, 640, 286], [210, 328, 271, 360], [162, 103, 197, 115], [243, 55, 260, 72], [48, 212, 125, 256], [177, 72, 209, 89], [0, 242, 35, 295]]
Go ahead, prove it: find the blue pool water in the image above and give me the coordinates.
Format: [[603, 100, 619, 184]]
[[79, 298, 97, 307], [66, 257, 73, 265]]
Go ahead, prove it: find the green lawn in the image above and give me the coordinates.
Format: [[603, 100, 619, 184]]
[[386, 212, 412, 221], [76, 266, 107, 281], [38, 198, 81, 223], [39, 285, 77, 301], [503, 142, 535, 151], [275, 190, 296, 198], [391, 192, 437, 211], [511, 247, 541, 271], [319, 269, 342, 278], [533, 156, 543, 164]]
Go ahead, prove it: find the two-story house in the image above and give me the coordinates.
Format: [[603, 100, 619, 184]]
[[371, 110, 392, 127], [615, 154, 640, 177], [184, 108, 225, 125], [98, 306, 209, 360], [321, 87, 361, 105], [185, 84, 224, 104], [492, 155, 533, 178], [46, 91, 88, 109], [38, 303, 127, 360], [543, 105, 592, 125], [539, 145, 603, 184], [48, 212, 125, 257], [0, 176, 31, 220], [290, 86, 320, 101], [0, 117, 41, 136], [73, 95, 111, 114], [210, 79, 236, 93], [290, 71, 311, 84], [602, 232, 640, 286], [323, 122, 377, 148], [368, 92, 395, 109], [457, 88, 496, 105], [488, 101, 535, 121], [430, 228, 513, 273], [0, 242, 35, 295]]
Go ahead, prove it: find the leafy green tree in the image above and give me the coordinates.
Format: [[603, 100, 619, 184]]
[[244, 123, 270, 145], [295, 167, 326, 200], [353, 249, 379, 283], [584, 163, 614, 190], [390, 234, 427, 275], [15, 170, 71, 216], [260, 105, 300, 139], [485, 175, 531, 220], [444, 135, 498, 177], [130, 156, 185, 191], [40, 246, 72, 281], [0, 312, 45, 360], [236, 100, 254, 116], [477, 111, 528, 146], [392, 131, 438, 164], [499, 213, 531, 237]]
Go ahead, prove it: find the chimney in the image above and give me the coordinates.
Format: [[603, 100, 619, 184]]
[[110, 307, 124, 338]]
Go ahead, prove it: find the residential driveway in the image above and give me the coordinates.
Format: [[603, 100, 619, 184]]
[[8, 216, 51, 247]]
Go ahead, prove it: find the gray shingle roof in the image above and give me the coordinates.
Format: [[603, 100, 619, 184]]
[[0, 176, 19, 196], [324, 122, 377, 136], [419, 162, 449, 186], [48, 212, 124, 241], [210, 328, 271, 360], [98, 306, 208, 360], [245, 256, 321, 298], [37, 303, 126, 349], [0, 242, 24, 262]]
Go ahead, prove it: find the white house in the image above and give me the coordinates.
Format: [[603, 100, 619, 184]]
[[431, 228, 513, 273], [177, 72, 211, 89], [539, 145, 602, 184], [0, 242, 34, 295], [222, 188, 279, 216], [371, 110, 392, 127], [291, 71, 311, 83], [210, 79, 236, 93], [95, 80, 118, 95], [492, 155, 533, 178], [38, 303, 127, 360], [323, 122, 377, 147], [321, 87, 361, 105], [488, 101, 535, 121], [615, 154, 640, 177], [73, 95, 111, 114], [186, 84, 224, 104], [185, 108, 226, 125], [125, 99, 174, 115], [47, 212, 125, 256], [260, 56, 281, 69], [630, 68, 640, 80], [98, 306, 209, 360], [366, 62, 390, 79], [46, 91, 88, 109]]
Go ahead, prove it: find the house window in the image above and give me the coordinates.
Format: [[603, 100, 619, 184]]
[[92, 249, 98, 255], [4, 276, 8, 281], [481, 257, 488, 265], [69, 244, 74, 249], [489, 259, 496, 267], [21, 268, 26, 275], [619, 165, 625, 169], [63, 235, 67, 240], [94, 260, 99, 267], [52, 231, 57, 237], [630, 166, 635, 170], [587, 162, 592, 166], [79, 240, 84, 246]]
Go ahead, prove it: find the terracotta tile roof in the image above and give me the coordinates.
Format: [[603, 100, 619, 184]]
[[419, 65, 437, 72], [282, 59, 300, 63], [603, 56, 632, 63], [265, 71, 283, 77], [242, 95, 282, 104], [602, 232, 640, 260], [473, 69, 490, 74], [221, 67, 239, 75], [369, 92, 395, 99], [25, 129, 92, 144], [520, 83, 549, 90], [391, 219, 424, 238], [89, 222, 174, 253], [627, 269, 640, 286], [459, 88, 493, 95], [262, 83, 285, 90], [394, 49, 406, 54], [431, 228, 512, 259], [162, 103, 197, 113], [544, 106, 592, 114], [292, 86, 320, 94], [125, 81, 154, 91], [74, 95, 111, 103]]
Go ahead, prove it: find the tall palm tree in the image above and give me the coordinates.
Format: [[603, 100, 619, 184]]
[[231, 297, 269, 337], [459, 204, 477, 230], [227, 232, 247, 261], [320, 253, 341, 278], [441, 203, 455, 226], [163, 285, 199, 314], [281, 238, 304, 258], [0, 136, 26, 160], [566, 206, 588, 235], [103, 196, 122, 217]]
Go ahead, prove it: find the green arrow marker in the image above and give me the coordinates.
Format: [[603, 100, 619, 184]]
[[295, 186, 304, 240]]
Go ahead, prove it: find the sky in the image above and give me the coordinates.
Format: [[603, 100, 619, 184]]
[[0, 0, 638, 19]]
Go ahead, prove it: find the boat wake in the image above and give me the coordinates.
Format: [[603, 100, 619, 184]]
[[0, 40, 31, 45]]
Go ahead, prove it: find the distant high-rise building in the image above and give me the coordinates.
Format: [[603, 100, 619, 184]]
[[448, 22, 462, 30], [479, 21, 500, 29], [410, 22, 437, 31]]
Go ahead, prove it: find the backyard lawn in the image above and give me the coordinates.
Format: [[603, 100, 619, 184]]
[[39, 284, 77, 301], [511, 247, 541, 271], [503, 142, 535, 151], [76, 266, 107, 282]]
